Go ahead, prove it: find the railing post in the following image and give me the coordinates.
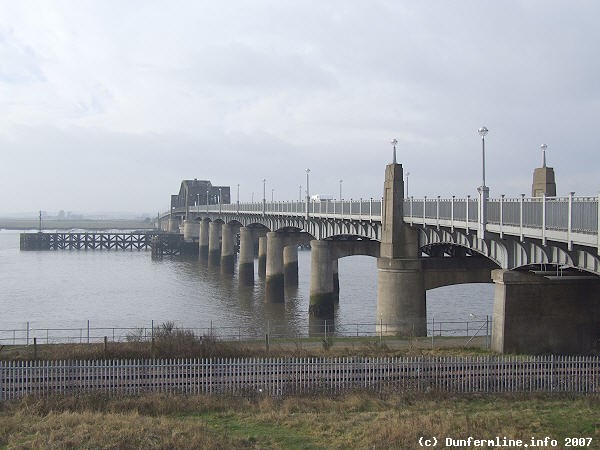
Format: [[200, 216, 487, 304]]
[[466, 195, 470, 233], [436, 196, 440, 229], [520, 194, 525, 242], [359, 198, 362, 219], [500, 194, 505, 239], [451, 195, 455, 232], [568, 192, 574, 251], [542, 193, 547, 246]]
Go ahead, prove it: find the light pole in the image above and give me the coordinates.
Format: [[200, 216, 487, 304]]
[[339, 179, 343, 200], [237, 184, 240, 204], [262, 179, 266, 215], [305, 168, 311, 218], [477, 126, 489, 239], [540, 143, 548, 167], [478, 126, 488, 188], [299, 185, 302, 202], [405, 172, 410, 199], [271, 188, 274, 202], [390, 138, 398, 164]]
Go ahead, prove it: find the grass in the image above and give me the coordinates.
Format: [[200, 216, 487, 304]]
[[1, 392, 599, 449]]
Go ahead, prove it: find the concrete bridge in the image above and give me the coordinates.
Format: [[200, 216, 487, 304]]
[[159, 164, 600, 354]]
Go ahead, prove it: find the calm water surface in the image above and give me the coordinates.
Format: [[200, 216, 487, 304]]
[[0, 231, 494, 335]]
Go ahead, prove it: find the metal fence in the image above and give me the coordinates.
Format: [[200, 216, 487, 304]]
[[1, 355, 598, 401], [0, 319, 490, 346]]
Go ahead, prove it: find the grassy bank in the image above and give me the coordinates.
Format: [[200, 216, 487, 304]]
[[1, 392, 598, 449]]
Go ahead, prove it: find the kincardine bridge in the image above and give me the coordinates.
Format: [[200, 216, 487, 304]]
[[156, 140, 599, 355], [21, 137, 600, 355]]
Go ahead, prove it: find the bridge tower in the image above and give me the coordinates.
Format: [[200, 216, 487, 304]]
[[377, 163, 426, 336]]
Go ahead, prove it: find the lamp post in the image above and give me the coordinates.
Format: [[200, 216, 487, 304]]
[[262, 179, 266, 215], [305, 168, 311, 218], [271, 188, 274, 202], [237, 184, 240, 204], [477, 126, 489, 239], [339, 179, 343, 200], [390, 138, 398, 164], [299, 185, 302, 202], [541, 143, 548, 168], [405, 172, 410, 199]]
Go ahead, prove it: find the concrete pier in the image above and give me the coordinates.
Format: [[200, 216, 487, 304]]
[[258, 236, 267, 278], [332, 259, 339, 303], [283, 245, 299, 286], [208, 221, 222, 266], [183, 219, 200, 242], [491, 269, 600, 354], [377, 258, 426, 336], [309, 240, 335, 316], [238, 227, 255, 285], [220, 223, 235, 274], [167, 217, 179, 233], [198, 219, 210, 260], [265, 232, 284, 302]]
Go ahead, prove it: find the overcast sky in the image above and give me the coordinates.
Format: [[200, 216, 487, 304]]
[[1, 1, 598, 215]]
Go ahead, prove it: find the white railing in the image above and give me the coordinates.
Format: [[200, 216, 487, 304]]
[[2, 355, 599, 401], [165, 194, 598, 248]]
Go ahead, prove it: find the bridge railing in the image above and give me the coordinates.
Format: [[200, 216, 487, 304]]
[[404, 195, 599, 237], [172, 194, 598, 239]]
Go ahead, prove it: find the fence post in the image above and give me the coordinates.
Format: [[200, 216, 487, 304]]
[[33, 337, 37, 359], [87, 320, 90, 344], [26, 321, 30, 346]]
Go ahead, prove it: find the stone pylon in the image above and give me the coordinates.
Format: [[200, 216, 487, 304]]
[[376, 163, 426, 336]]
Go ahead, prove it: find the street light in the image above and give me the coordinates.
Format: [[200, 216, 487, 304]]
[[271, 188, 274, 202], [477, 126, 489, 240], [305, 169, 311, 202], [477, 126, 488, 187], [339, 179, 343, 200], [299, 185, 302, 202], [262, 179, 266, 203], [237, 184, 240, 204], [405, 172, 410, 198], [390, 138, 398, 164], [540, 143, 548, 168]]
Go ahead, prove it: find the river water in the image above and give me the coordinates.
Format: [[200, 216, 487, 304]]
[[0, 231, 494, 338]]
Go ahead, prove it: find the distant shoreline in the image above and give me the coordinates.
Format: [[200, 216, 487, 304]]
[[0, 218, 155, 230]]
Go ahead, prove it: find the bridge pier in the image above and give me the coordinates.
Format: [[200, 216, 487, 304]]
[[258, 236, 267, 278], [220, 223, 236, 274], [332, 259, 340, 302], [491, 269, 600, 354], [167, 217, 179, 233], [283, 245, 299, 286], [309, 240, 336, 316], [183, 219, 200, 242], [376, 258, 426, 336], [238, 227, 255, 285], [265, 232, 284, 302], [208, 221, 222, 266], [375, 162, 427, 336], [198, 219, 210, 261]]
